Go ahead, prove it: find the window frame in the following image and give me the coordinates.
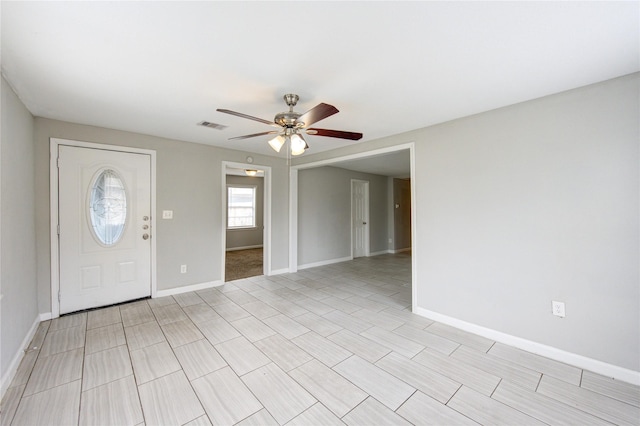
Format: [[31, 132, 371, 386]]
[[226, 184, 258, 230]]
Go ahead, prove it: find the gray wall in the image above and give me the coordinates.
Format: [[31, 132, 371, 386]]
[[226, 175, 264, 250], [34, 119, 290, 314], [298, 166, 389, 266], [2, 71, 637, 381], [393, 178, 411, 251], [295, 73, 639, 372], [1, 76, 38, 382]]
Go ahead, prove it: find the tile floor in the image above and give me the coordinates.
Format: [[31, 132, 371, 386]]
[[2, 253, 639, 425]]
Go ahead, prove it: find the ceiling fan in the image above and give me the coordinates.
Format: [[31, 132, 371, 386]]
[[217, 94, 363, 156]]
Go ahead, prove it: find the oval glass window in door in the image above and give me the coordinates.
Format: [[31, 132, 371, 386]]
[[89, 169, 127, 245]]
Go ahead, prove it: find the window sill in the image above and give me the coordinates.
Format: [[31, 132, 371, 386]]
[[227, 226, 259, 231]]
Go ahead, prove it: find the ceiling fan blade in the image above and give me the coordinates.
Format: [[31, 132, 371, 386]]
[[229, 130, 280, 140], [216, 109, 279, 127], [296, 103, 339, 127], [306, 128, 363, 140]]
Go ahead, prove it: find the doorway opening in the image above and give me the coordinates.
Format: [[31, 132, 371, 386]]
[[289, 143, 416, 310], [222, 162, 272, 282]]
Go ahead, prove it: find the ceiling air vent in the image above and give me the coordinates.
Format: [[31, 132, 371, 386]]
[[197, 121, 227, 130]]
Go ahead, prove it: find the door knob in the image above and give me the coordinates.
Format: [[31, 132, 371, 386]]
[[143, 216, 149, 221], [142, 233, 149, 240], [363, 222, 367, 225], [142, 225, 149, 230]]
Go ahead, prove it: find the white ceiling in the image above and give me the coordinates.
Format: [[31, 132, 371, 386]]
[[2, 1, 638, 161]]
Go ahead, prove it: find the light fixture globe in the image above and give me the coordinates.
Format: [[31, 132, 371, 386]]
[[290, 133, 307, 156], [268, 135, 285, 153]]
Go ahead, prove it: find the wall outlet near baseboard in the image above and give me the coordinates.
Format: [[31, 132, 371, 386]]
[[552, 301, 565, 317], [180, 265, 187, 274]]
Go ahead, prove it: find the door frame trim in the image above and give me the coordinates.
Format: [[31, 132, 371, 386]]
[[50, 138, 157, 318], [350, 179, 370, 258], [221, 161, 273, 281]]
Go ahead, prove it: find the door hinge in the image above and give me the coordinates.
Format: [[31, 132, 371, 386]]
[[58, 292, 61, 302], [57, 157, 60, 168], [57, 225, 60, 235]]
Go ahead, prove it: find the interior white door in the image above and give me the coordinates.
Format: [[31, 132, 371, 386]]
[[58, 145, 151, 314], [352, 179, 369, 258]]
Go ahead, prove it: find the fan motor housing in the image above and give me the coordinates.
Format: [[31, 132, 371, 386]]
[[274, 111, 303, 128]]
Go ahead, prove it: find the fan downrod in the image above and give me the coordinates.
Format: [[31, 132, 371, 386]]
[[274, 94, 302, 128]]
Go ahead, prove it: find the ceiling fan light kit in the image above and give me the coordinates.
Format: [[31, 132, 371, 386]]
[[217, 94, 363, 156]]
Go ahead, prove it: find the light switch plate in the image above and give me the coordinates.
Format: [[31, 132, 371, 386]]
[[162, 210, 173, 219]]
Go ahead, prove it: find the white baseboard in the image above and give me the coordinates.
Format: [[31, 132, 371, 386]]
[[391, 247, 411, 254], [414, 306, 640, 386], [269, 268, 290, 276], [298, 256, 353, 270], [368, 248, 411, 256], [226, 245, 263, 252], [1, 315, 40, 399], [40, 312, 52, 321], [155, 280, 223, 298]]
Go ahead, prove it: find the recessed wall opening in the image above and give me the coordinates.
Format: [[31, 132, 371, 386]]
[[290, 143, 416, 311]]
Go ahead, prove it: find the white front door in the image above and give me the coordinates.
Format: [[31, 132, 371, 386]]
[[58, 145, 152, 314], [352, 179, 369, 258]]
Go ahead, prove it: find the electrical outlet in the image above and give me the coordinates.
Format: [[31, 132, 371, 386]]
[[180, 265, 187, 274], [552, 301, 565, 318], [162, 210, 173, 219]]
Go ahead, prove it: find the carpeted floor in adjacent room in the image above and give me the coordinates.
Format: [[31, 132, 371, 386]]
[[225, 248, 263, 281]]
